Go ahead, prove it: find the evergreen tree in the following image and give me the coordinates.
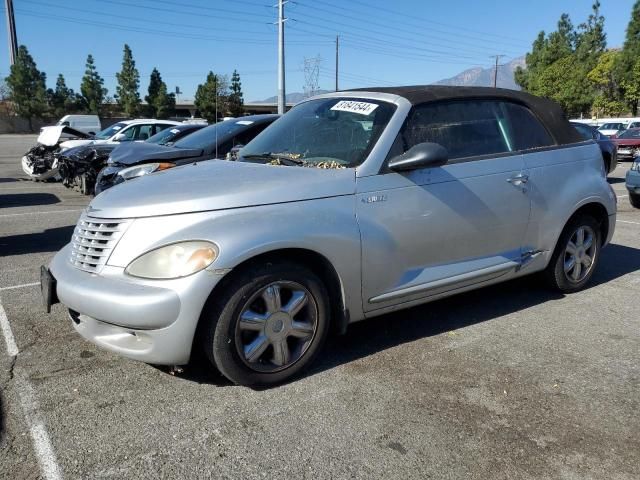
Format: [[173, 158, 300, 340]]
[[80, 54, 108, 114], [228, 70, 244, 117], [195, 71, 227, 123], [617, 0, 640, 114], [5, 45, 48, 131], [145, 68, 162, 117], [144, 68, 175, 118], [115, 44, 141, 117], [154, 82, 176, 119], [48, 74, 81, 117], [515, 2, 611, 117]]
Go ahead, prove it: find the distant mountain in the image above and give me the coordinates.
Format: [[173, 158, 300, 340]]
[[258, 90, 332, 104], [434, 56, 525, 90]]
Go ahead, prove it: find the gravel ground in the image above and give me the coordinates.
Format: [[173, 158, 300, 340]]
[[0, 134, 638, 479]]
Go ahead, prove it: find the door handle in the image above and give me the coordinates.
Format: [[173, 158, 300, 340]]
[[507, 173, 529, 185]]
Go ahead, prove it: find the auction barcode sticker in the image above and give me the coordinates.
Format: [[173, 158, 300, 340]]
[[331, 100, 379, 115]]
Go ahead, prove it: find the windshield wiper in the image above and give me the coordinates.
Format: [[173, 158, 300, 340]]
[[242, 152, 305, 166]]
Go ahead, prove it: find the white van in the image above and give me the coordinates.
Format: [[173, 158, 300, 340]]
[[56, 115, 102, 135]]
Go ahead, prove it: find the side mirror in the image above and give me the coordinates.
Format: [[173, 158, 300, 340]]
[[113, 133, 127, 142], [388, 142, 448, 171]]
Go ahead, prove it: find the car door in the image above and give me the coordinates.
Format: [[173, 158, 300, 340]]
[[356, 99, 532, 313]]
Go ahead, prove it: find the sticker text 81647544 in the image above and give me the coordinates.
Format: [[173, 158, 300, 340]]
[[331, 100, 379, 116]]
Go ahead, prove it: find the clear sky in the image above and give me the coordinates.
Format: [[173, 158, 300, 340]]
[[0, 0, 637, 102]]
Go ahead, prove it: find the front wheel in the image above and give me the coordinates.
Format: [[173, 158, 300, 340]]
[[630, 193, 640, 209], [544, 215, 601, 293], [202, 262, 330, 387]]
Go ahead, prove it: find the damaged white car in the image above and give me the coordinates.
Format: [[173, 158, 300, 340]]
[[21, 125, 93, 181]]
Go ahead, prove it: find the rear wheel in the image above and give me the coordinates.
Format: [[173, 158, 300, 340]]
[[202, 262, 330, 387], [544, 215, 601, 293], [630, 193, 640, 209]]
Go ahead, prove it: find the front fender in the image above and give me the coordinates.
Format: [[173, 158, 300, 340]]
[[108, 196, 364, 321]]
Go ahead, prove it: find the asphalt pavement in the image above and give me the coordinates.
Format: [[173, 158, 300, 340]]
[[0, 134, 638, 479]]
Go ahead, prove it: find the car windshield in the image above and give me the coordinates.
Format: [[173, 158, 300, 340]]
[[173, 119, 247, 149], [147, 126, 190, 145], [239, 98, 396, 168], [95, 122, 127, 140], [600, 123, 624, 130], [616, 129, 640, 139]]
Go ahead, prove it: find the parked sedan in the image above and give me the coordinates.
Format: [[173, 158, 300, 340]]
[[57, 123, 208, 195], [598, 122, 627, 138], [94, 115, 278, 194], [571, 122, 617, 174], [611, 128, 640, 161], [59, 119, 181, 150], [626, 158, 640, 208], [43, 86, 615, 387]]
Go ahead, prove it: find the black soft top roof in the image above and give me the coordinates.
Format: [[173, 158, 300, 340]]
[[347, 85, 582, 146]]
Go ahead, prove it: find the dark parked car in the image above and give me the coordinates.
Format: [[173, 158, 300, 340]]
[[57, 123, 207, 195], [571, 122, 618, 174], [95, 115, 279, 194], [611, 127, 640, 161]]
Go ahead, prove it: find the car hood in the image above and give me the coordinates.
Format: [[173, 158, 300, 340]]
[[59, 138, 110, 150], [109, 142, 204, 166], [613, 138, 640, 146], [37, 126, 93, 146], [88, 160, 356, 219]]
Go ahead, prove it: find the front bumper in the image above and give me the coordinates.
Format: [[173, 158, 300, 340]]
[[626, 169, 640, 195], [49, 244, 224, 365]]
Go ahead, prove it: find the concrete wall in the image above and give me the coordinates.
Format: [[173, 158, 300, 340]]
[[0, 116, 129, 134]]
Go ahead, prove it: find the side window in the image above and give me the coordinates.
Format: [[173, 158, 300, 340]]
[[236, 123, 270, 146], [154, 124, 173, 135], [121, 125, 137, 140], [572, 123, 593, 141], [402, 100, 513, 161], [134, 124, 153, 140], [501, 102, 555, 150]]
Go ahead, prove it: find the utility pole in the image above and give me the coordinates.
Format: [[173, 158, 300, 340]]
[[5, 0, 18, 65], [277, 0, 287, 114], [490, 54, 506, 88], [335, 35, 339, 91]]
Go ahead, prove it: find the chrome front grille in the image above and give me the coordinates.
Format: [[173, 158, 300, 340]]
[[69, 215, 131, 273]]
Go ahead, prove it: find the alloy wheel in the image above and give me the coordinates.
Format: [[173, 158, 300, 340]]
[[563, 225, 597, 284], [235, 281, 318, 373]]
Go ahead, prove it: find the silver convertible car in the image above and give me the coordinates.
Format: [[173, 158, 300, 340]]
[[42, 86, 617, 387]]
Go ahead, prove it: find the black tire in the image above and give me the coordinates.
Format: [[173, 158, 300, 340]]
[[544, 214, 601, 293], [630, 193, 640, 209], [201, 262, 330, 387]]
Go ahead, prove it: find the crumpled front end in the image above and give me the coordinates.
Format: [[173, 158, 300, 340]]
[[21, 144, 61, 181], [22, 126, 94, 181], [58, 146, 113, 195]]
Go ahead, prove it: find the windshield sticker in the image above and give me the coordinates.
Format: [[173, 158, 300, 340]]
[[236, 120, 254, 125], [331, 100, 379, 115], [112, 125, 122, 130], [170, 128, 180, 134]]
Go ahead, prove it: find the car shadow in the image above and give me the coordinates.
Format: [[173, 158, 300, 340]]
[[0, 178, 27, 183], [0, 193, 60, 208], [607, 177, 626, 185], [163, 242, 640, 388], [0, 225, 74, 256]]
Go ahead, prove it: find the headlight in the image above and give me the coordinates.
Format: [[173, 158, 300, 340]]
[[125, 241, 218, 279], [117, 162, 175, 180]]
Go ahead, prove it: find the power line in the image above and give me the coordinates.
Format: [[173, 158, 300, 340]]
[[293, 1, 526, 56], [14, 8, 330, 46], [333, 0, 531, 46]]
